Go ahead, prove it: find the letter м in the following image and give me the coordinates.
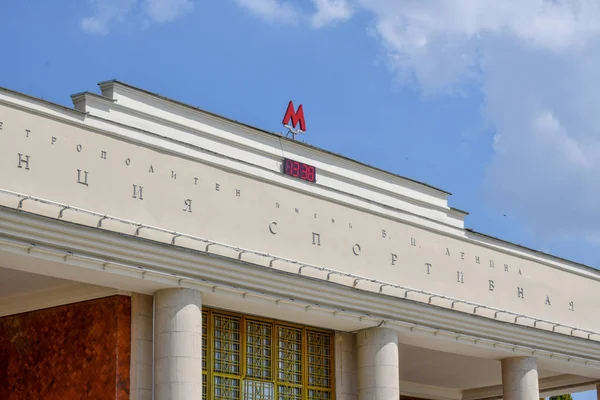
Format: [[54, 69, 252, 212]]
[[282, 101, 307, 132]]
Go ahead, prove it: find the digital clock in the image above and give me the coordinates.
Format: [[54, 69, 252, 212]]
[[283, 158, 317, 183]]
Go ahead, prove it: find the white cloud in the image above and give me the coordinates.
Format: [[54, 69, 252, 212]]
[[145, 0, 194, 23], [81, 0, 138, 35], [348, 0, 600, 244], [234, 0, 353, 27], [311, 0, 353, 28], [81, 0, 194, 34], [234, 0, 297, 22]]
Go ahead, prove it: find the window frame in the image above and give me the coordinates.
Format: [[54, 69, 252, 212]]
[[202, 307, 335, 400]]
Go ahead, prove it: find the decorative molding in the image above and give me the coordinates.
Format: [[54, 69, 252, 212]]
[[0, 193, 596, 343], [1, 207, 600, 368]]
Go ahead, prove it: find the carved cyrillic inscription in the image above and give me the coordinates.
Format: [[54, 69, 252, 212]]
[[17, 153, 30, 170], [77, 169, 89, 186], [132, 184, 143, 200], [269, 222, 278, 234], [312, 232, 321, 246], [4, 112, 584, 317]]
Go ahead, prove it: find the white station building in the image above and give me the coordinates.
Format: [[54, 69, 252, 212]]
[[0, 80, 599, 400]]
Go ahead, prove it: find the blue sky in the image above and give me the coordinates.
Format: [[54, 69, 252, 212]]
[[1, 1, 598, 398], [4, 1, 599, 262]]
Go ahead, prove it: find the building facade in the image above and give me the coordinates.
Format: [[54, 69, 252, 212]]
[[0, 80, 599, 400]]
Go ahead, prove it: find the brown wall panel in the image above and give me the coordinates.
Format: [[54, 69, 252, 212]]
[[0, 295, 131, 399]]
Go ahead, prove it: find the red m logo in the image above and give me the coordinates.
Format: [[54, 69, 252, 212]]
[[282, 101, 306, 132]]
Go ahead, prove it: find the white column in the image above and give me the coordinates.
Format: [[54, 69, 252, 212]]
[[357, 327, 399, 400], [154, 288, 203, 400], [501, 357, 539, 400]]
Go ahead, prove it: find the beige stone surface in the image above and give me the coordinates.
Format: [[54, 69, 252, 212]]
[[357, 328, 399, 400], [501, 357, 539, 400], [336, 332, 358, 400], [0, 103, 595, 332], [154, 288, 202, 400], [130, 293, 154, 400]]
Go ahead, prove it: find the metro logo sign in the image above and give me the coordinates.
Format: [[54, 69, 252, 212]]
[[282, 101, 306, 132]]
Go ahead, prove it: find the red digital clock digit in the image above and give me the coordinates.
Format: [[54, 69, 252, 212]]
[[283, 159, 316, 183]]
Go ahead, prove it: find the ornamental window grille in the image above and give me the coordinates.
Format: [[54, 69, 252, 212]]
[[202, 308, 334, 400]]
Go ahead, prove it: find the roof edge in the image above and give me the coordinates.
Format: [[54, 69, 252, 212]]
[[98, 79, 454, 198], [70, 91, 116, 102], [465, 228, 597, 272]]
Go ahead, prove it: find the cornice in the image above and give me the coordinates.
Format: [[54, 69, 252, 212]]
[[1, 207, 600, 367]]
